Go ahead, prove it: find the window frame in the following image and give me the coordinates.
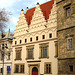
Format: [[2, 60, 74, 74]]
[[14, 64, 24, 73], [7, 53, 11, 60], [44, 62, 52, 74], [67, 37, 73, 50], [26, 46, 34, 59], [69, 65, 73, 72], [30, 37, 32, 42], [39, 43, 49, 58], [15, 48, 22, 60], [20, 40, 22, 44], [25, 39, 27, 43], [36, 36, 38, 41], [49, 33, 52, 38], [42, 35, 45, 39], [66, 6, 71, 17], [63, 4, 71, 18]]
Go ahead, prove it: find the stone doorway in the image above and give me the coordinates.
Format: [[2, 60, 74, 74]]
[[28, 64, 40, 75], [32, 67, 38, 75]]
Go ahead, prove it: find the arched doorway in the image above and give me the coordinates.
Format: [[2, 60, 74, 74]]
[[32, 67, 38, 75]]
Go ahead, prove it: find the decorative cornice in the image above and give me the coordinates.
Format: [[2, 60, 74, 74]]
[[14, 26, 57, 38]]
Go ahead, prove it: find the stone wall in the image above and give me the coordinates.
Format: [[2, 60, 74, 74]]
[[56, 0, 75, 75]]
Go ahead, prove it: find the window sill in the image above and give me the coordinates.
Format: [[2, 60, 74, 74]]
[[39, 56, 49, 59], [14, 58, 22, 61], [7, 59, 10, 60], [54, 56, 58, 58], [26, 58, 34, 60]]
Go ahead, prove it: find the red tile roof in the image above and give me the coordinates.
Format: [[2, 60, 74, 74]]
[[25, 0, 54, 25]]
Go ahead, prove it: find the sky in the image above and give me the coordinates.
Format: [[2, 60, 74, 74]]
[[0, 0, 51, 34]]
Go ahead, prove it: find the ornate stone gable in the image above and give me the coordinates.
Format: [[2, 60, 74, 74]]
[[30, 3, 46, 26], [14, 0, 55, 37], [29, 3, 46, 32], [14, 10, 28, 36], [48, 1, 57, 28]]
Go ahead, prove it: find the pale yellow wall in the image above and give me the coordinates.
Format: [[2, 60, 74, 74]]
[[12, 1, 58, 75]]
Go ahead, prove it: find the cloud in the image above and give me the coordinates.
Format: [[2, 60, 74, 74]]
[[9, 17, 18, 25], [0, 0, 17, 8]]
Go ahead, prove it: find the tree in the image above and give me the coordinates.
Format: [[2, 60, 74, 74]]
[[0, 8, 10, 32]]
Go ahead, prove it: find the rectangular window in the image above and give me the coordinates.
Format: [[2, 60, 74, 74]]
[[8, 53, 10, 60], [15, 50, 21, 60], [54, 41, 58, 57], [15, 41, 17, 45], [20, 40, 22, 44], [30, 38, 32, 42], [25, 39, 27, 43], [1, 68, 3, 73], [15, 48, 22, 60], [15, 64, 24, 73], [26, 46, 34, 59], [36, 36, 38, 41], [67, 38, 73, 49], [40, 43, 48, 58], [49, 33, 52, 38], [69, 65, 73, 72], [2, 44, 4, 49], [42, 35, 45, 39], [44, 62, 51, 74], [20, 65, 24, 73], [66, 7, 70, 17]]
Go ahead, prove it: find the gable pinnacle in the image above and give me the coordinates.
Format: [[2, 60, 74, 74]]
[[21, 9, 24, 11], [27, 7, 28, 9], [37, 2, 39, 5]]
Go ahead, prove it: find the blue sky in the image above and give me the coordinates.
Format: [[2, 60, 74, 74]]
[[0, 0, 50, 34]]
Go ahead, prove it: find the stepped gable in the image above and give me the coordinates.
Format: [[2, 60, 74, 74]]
[[25, 0, 54, 25]]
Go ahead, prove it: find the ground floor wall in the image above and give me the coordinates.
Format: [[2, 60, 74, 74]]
[[11, 59, 58, 75], [58, 59, 75, 75]]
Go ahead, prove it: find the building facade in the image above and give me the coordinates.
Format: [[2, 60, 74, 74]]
[[56, 0, 75, 75], [0, 30, 13, 75], [12, 0, 58, 75]]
